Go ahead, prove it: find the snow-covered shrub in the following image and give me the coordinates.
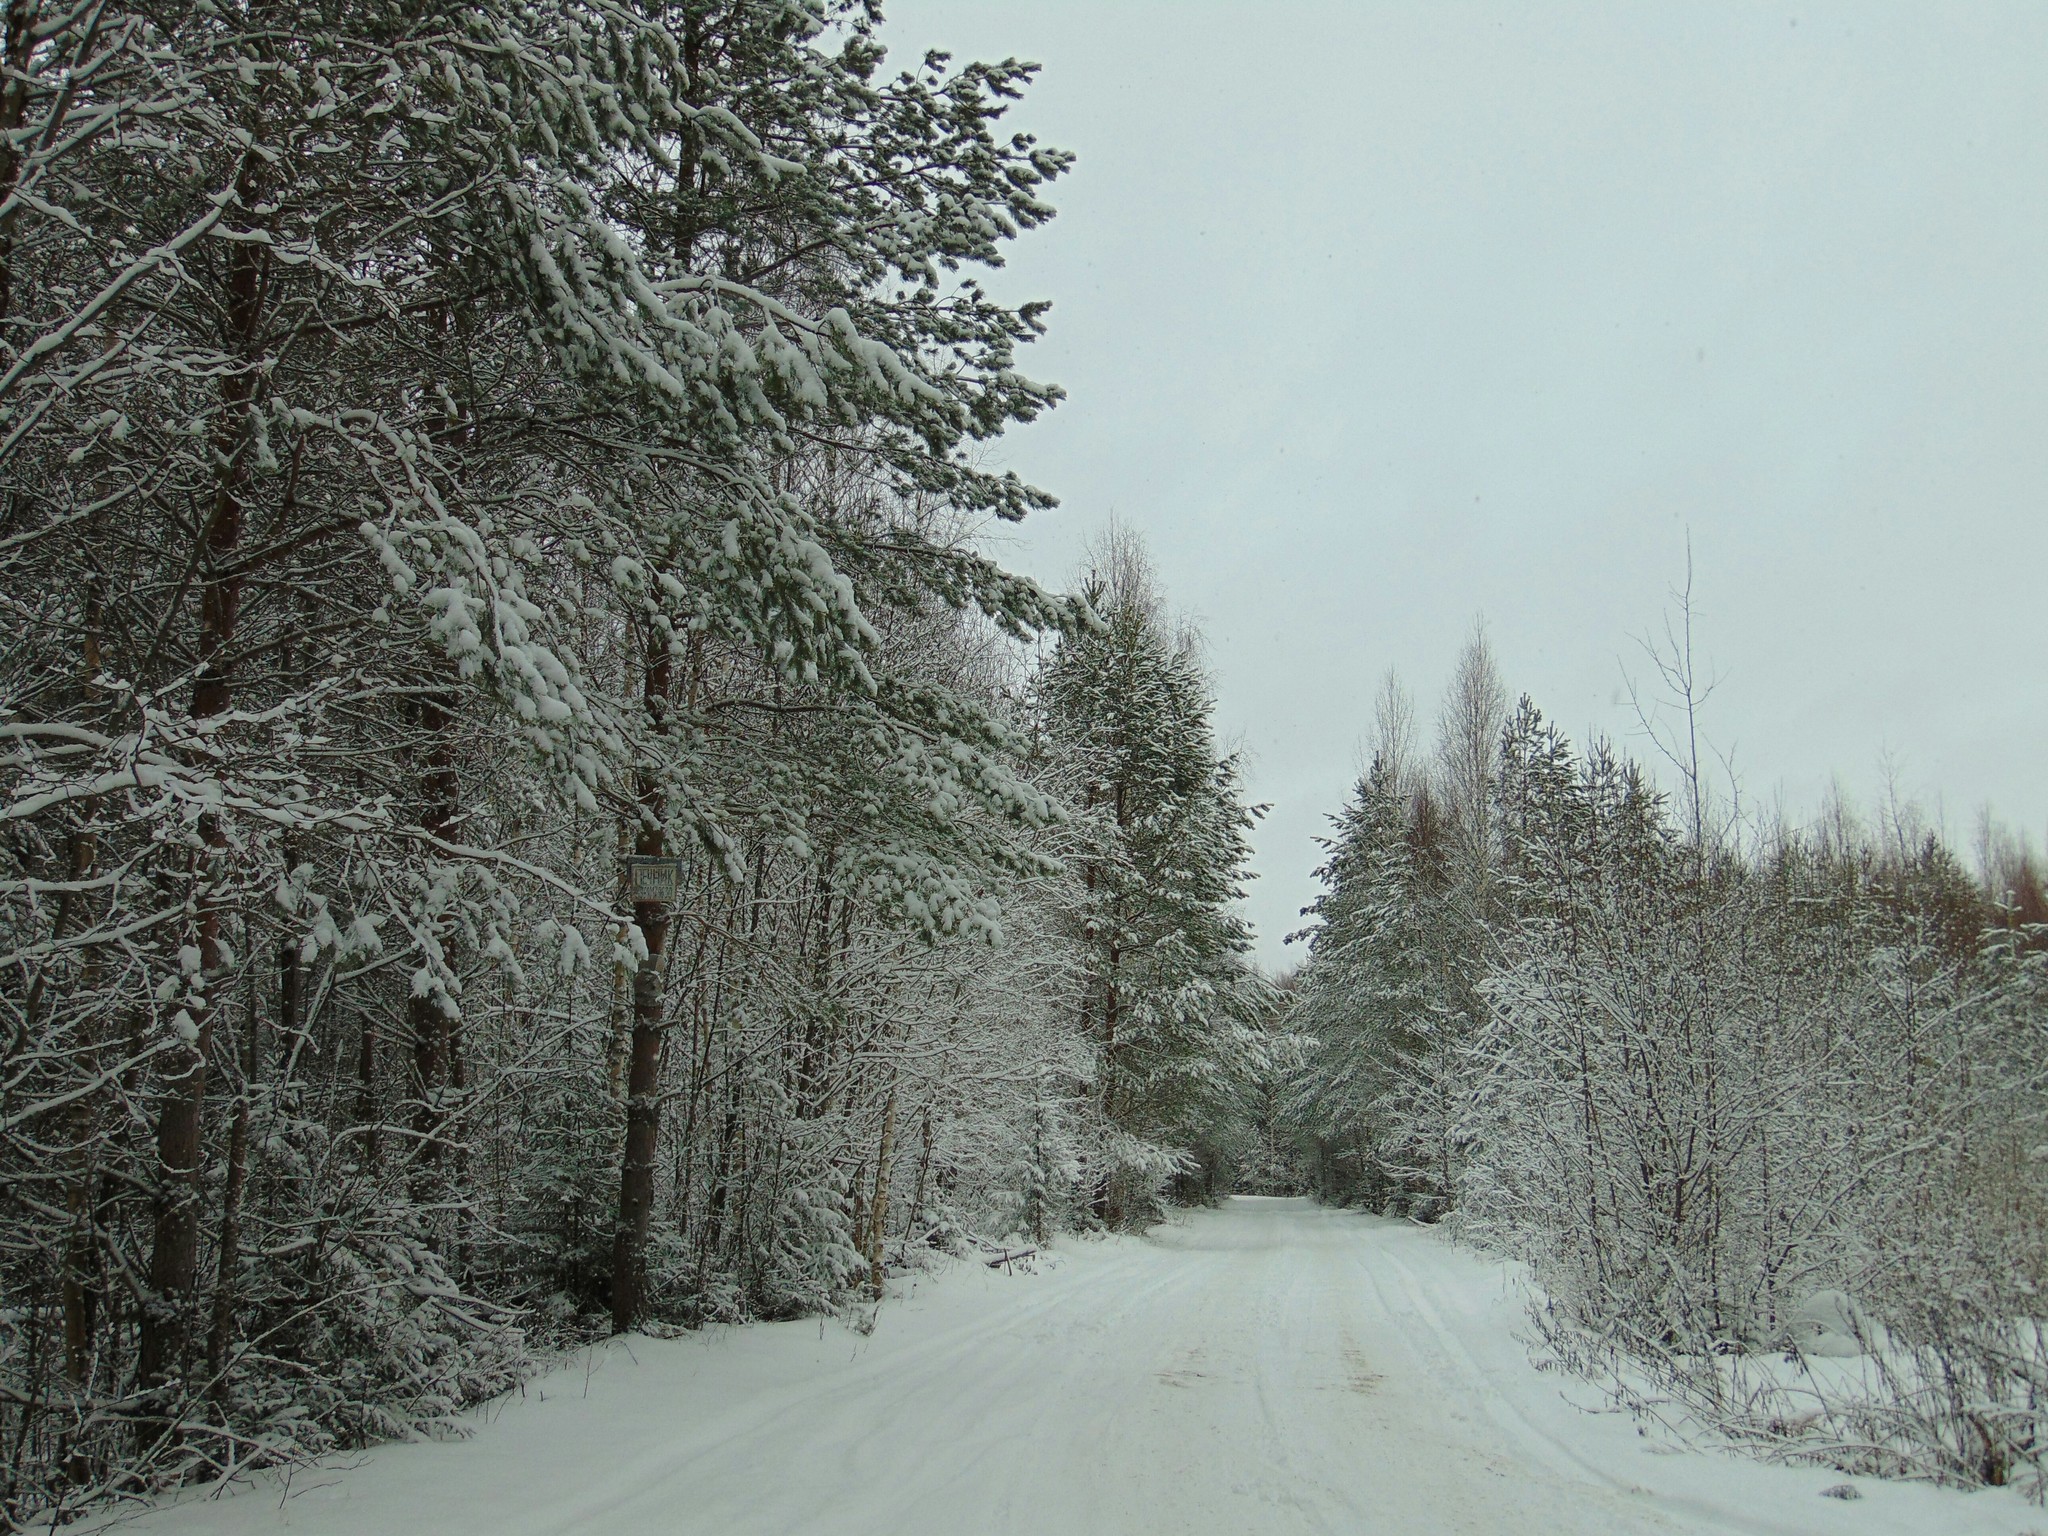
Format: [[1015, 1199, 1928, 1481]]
[[1286, 654, 2048, 1499], [1453, 712, 2048, 1496], [762, 1164, 865, 1320]]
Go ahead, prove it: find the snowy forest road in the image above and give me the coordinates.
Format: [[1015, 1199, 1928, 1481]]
[[111, 1199, 2030, 1536]]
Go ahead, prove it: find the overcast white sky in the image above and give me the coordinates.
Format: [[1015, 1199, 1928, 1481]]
[[882, 1, 2048, 970]]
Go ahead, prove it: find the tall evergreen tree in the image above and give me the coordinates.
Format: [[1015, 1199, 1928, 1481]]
[[1288, 754, 1447, 1207], [1033, 531, 1269, 1221]]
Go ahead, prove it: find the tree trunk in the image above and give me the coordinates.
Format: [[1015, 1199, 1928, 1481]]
[[609, 919, 668, 1331], [137, 148, 270, 1405], [409, 687, 460, 1212], [356, 1012, 379, 1170], [867, 1079, 900, 1297], [907, 1105, 935, 1248], [204, 988, 258, 1399], [611, 633, 674, 1333]]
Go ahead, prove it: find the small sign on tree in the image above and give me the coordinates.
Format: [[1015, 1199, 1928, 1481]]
[[625, 856, 683, 905]]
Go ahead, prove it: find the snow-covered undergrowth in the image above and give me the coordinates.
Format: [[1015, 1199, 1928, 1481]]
[[1532, 1297, 2048, 1499]]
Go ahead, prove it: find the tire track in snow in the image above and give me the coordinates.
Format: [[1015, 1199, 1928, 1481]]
[[502, 1235, 1211, 1536]]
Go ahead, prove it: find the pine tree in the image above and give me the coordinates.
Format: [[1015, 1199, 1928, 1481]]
[[0, 2, 1121, 1512]]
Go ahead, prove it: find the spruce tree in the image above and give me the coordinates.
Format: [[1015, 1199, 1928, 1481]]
[[1289, 754, 1446, 1208], [1034, 531, 1268, 1222]]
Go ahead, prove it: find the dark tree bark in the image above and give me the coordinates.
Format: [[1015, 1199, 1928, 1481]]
[[205, 987, 260, 1398], [409, 687, 460, 1209], [137, 153, 270, 1402], [611, 634, 673, 1332]]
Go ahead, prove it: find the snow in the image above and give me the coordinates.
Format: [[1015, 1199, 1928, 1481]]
[[91, 1199, 2045, 1536], [1788, 1288, 1872, 1359]]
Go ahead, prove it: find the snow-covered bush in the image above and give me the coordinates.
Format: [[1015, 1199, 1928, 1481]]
[[1287, 649, 2048, 1497]]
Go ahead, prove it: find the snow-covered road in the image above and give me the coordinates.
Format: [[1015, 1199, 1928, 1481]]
[[109, 1198, 2041, 1535]]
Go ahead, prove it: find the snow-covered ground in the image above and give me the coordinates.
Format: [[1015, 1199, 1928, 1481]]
[[94, 1198, 2045, 1535]]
